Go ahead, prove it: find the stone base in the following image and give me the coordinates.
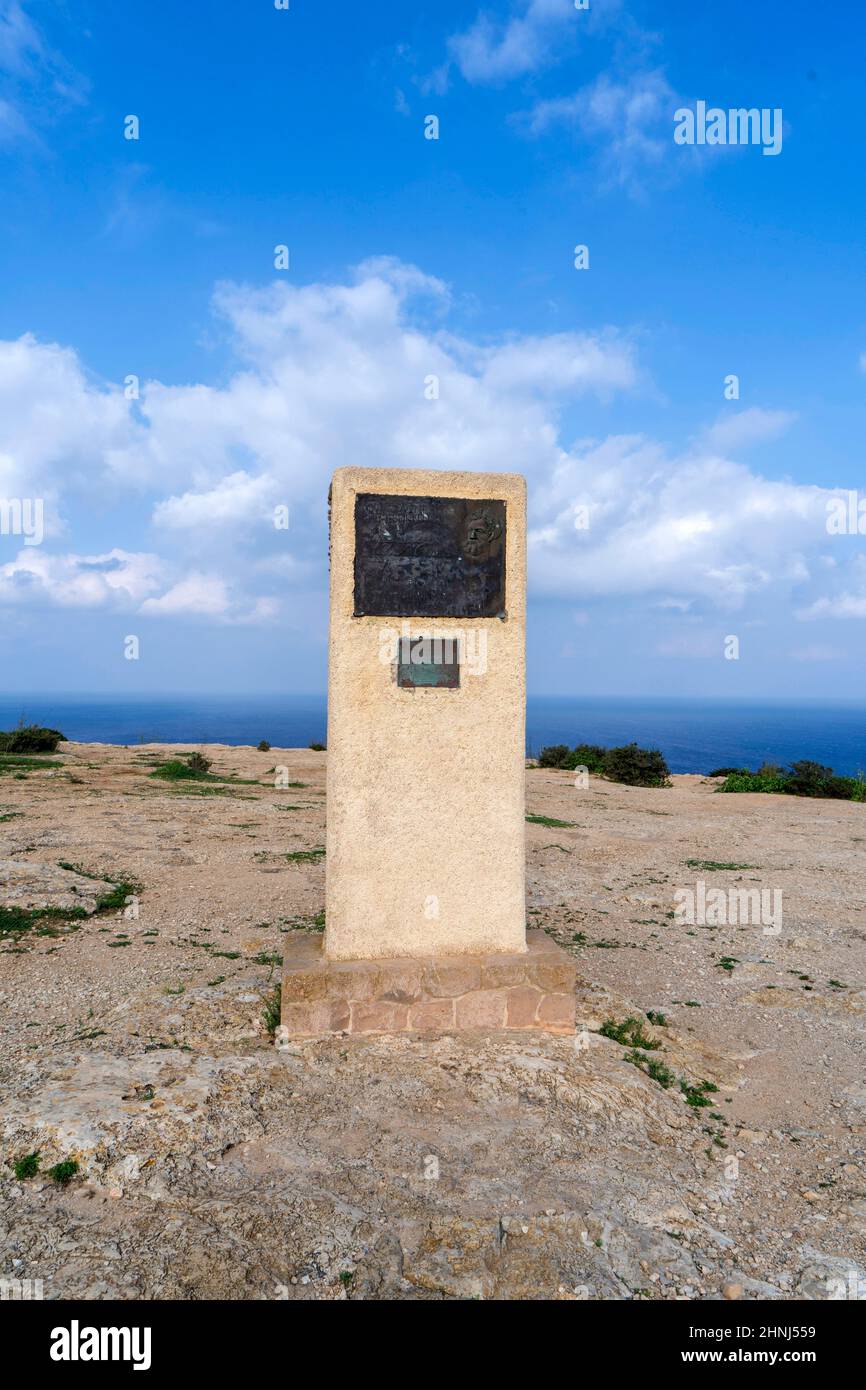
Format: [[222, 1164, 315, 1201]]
[[279, 930, 575, 1038]]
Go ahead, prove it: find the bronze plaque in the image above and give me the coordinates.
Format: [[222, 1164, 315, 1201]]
[[354, 494, 506, 618]]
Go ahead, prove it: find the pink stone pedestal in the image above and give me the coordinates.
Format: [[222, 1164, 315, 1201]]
[[280, 929, 575, 1038]]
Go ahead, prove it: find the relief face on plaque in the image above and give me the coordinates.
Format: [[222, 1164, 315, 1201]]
[[353, 494, 506, 618]]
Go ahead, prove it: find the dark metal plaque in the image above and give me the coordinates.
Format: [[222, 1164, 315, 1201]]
[[396, 634, 460, 689], [354, 494, 506, 618]]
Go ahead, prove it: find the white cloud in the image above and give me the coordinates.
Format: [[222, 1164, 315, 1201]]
[[0, 548, 163, 608], [447, 0, 618, 85], [522, 68, 678, 194], [152, 471, 280, 531], [0, 334, 133, 504], [798, 594, 866, 621], [702, 407, 797, 453], [140, 574, 230, 618], [480, 332, 638, 397], [529, 435, 831, 608], [449, 1, 565, 83], [0, 256, 853, 633]]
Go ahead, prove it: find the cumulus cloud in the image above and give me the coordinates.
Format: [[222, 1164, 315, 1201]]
[[0, 548, 163, 608], [479, 332, 638, 397], [152, 471, 281, 531], [140, 573, 230, 618], [0, 334, 133, 507], [528, 435, 829, 608], [0, 256, 852, 634]]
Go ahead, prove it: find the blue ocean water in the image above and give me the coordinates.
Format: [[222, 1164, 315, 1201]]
[[524, 696, 866, 777], [1, 693, 865, 776]]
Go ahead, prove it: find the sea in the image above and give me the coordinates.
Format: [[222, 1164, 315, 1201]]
[[1, 693, 865, 777]]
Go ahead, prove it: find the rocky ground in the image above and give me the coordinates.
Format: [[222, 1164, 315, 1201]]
[[0, 742, 864, 1301]]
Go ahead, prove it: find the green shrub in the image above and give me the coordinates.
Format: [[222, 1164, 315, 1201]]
[[624, 1051, 676, 1087], [12, 1151, 40, 1180], [601, 743, 670, 788], [706, 766, 747, 778], [680, 1078, 718, 1109], [150, 759, 202, 781], [538, 744, 571, 769], [599, 1016, 660, 1049], [48, 1159, 79, 1185], [564, 743, 607, 773], [719, 761, 860, 800], [257, 740, 271, 752], [309, 742, 326, 752], [150, 753, 218, 781], [785, 760, 850, 799], [537, 743, 611, 773], [718, 770, 788, 795], [572, 745, 606, 778], [0, 724, 66, 753], [262, 986, 281, 1035]]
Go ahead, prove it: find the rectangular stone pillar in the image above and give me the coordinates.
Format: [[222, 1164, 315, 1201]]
[[280, 466, 577, 1038], [325, 467, 527, 961]]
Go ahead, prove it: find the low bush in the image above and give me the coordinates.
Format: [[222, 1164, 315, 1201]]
[[12, 1152, 40, 1180], [150, 759, 205, 781], [599, 1016, 660, 1049], [718, 770, 788, 794], [262, 986, 281, 1036], [784, 760, 851, 799], [566, 743, 607, 773], [718, 759, 865, 801], [536, 741, 656, 780], [0, 724, 66, 753], [48, 1159, 79, 1186], [537, 744, 570, 769], [601, 743, 671, 788]]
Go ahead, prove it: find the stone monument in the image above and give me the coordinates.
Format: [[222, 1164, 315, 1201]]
[[280, 467, 575, 1037]]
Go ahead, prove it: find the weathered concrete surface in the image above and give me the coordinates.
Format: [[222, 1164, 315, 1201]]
[[326, 468, 527, 961]]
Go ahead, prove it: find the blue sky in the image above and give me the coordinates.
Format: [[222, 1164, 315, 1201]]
[[1, 0, 866, 697]]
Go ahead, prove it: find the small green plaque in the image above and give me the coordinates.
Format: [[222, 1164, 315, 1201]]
[[396, 635, 460, 689]]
